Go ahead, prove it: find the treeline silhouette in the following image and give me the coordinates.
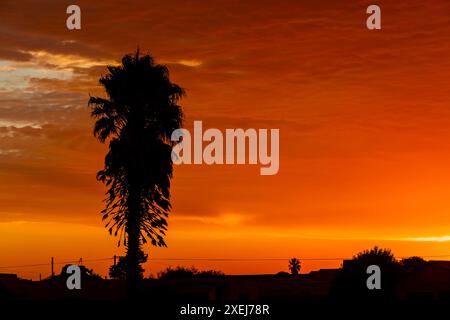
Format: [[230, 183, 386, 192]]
[[2, 245, 450, 308]]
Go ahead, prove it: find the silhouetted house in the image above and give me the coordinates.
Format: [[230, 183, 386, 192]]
[[308, 268, 340, 282], [0, 273, 19, 289], [0, 273, 20, 298], [398, 261, 450, 301], [220, 269, 339, 301], [0, 273, 18, 282], [342, 259, 352, 269]]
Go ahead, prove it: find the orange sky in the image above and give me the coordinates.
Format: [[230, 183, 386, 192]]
[[2, 0, 450, 279]]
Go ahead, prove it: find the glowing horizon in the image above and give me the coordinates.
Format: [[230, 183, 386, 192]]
[[2, 0, 450, 279]]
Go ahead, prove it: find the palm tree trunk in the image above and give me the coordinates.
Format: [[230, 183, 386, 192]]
[[126, 190, 141, 298], [126, 219, 140, 297]]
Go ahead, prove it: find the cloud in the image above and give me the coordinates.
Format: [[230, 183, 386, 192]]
[[0, 149, 21, 156], [163, 59, 203, 67], [0, 118, 43, 129], [173, 213, 253, 227], [26, 50, 114, 70], [402, 236, 450, 243]]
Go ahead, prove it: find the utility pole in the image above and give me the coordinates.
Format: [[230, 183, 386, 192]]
[[51, 257, 54, 278], [114, 255, 117, 266]]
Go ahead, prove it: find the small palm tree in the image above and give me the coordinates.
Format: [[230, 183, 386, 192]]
[[89, 49, 184, 294], [289, 258, 301, 275]]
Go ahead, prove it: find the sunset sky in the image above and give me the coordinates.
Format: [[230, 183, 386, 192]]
[[2, 0, 450, 279]]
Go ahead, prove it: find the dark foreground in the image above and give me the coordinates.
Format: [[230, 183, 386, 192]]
[[2, 271, 450, 319], [1, 299, 449, 320]]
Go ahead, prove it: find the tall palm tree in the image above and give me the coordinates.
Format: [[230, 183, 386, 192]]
[[89, 49, 184, 294], [288, 258, 301, 275]]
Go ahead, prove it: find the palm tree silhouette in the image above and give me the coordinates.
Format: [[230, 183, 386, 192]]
[[289, 258, 301, 275], [89, 49, 184, 295]]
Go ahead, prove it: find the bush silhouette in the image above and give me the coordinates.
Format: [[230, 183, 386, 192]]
[[109, 250, 148, 280], [157, 266, 224, 279], [330, 246, 400, 302]]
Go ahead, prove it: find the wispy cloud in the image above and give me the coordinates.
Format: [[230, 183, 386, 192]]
[[161, 59, 203, 67], [26, 50, 114, 70], [401, 236, 450, 243], [173, 213, 251, 226], [0, 149, 20, 156], [177, 59, 202, 67], [0, 119, 42, 129]]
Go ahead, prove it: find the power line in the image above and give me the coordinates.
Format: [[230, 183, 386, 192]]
[[2, 254, 450, 270], [0, 263, 49, 269], [0, 258, 113, 270], [148, 258, 346, 261], [148, 254, 450, 261]]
